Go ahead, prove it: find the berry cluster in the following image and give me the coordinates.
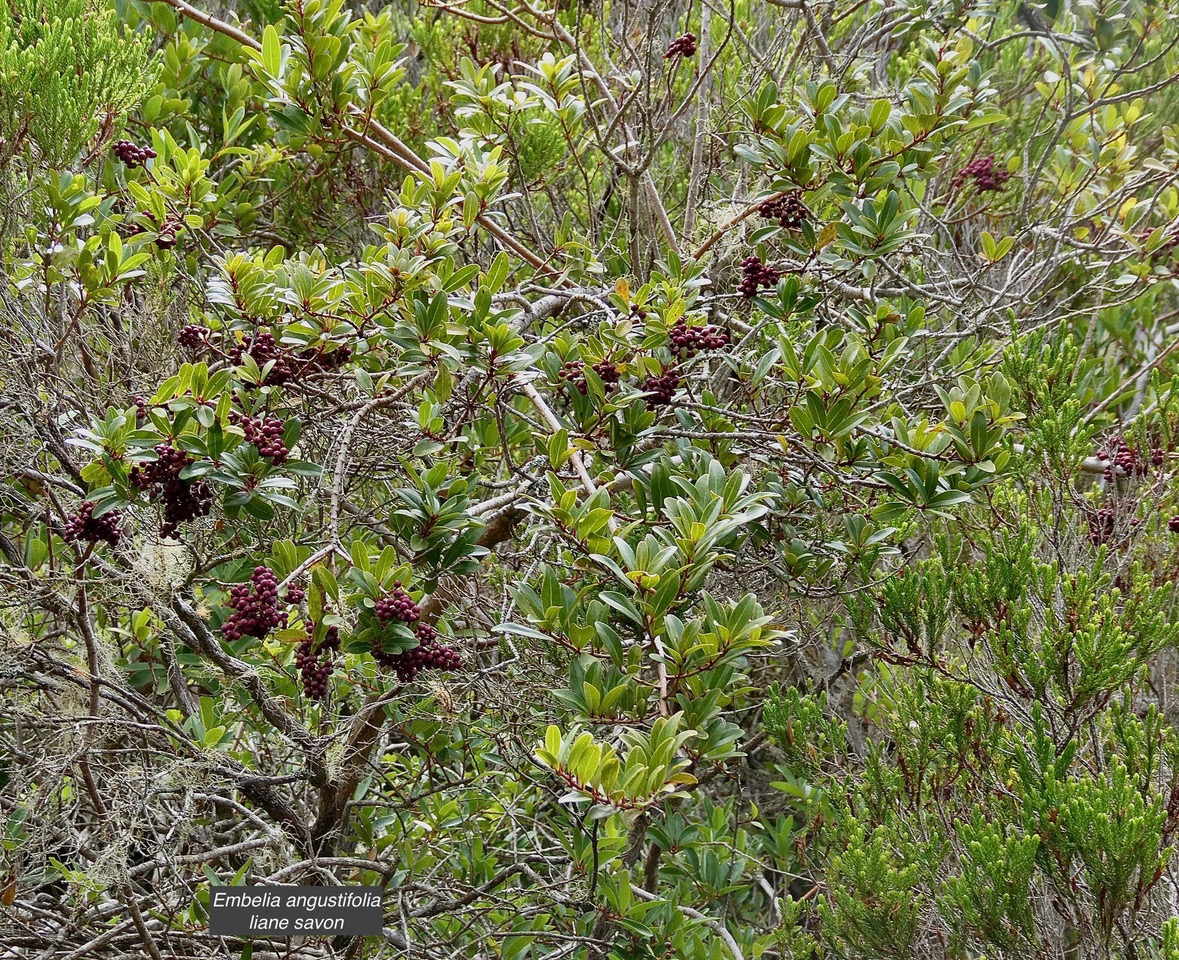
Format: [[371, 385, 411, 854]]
[[1087, 505, 1140, 546], [669, 316, 729, 358], [178, 325, 210, 350], [370, 586, 462, 682], [739, 255, 780, 299], [1095, 437, 1163, 480], [1088, 507, 1116, 545], [558, 358, 622, 394], [665, 32, 698, 58], [154, 215, 183, 250], [222, 566, 287, 641], [950, 155, 1011, 193], [374, 583, 422, 624], [642, 368, 681, 409], [628, 304, 649, 321], [130, 444, 214, 539], [593, 360, 621, 388], [300, 343, 352, 371], [228, 333, 353, 387], [759, 192, 809, 229], [134, 395, 150, 424], [285, 585, 306, 604], [63, 501, 122, 547], [229, 331, 296, 385], [1169, 517, 1179, 534], [230, 411, 289, 464], [372, 621, 462, 684], [112, 139, 156, 168], [295, 625, 340, 699], [558, 359, 587, 394]]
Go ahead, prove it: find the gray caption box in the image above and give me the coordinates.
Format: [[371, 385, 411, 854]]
[[209, 885, 384, 937]]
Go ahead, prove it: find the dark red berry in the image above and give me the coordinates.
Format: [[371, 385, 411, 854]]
[[665, 32, 697, 59], [374, 583, 422, 624], [950, 155, 1011, 194], [1088, 506, 1116, 545], [668, 316, 730, 356], [230, 410, 289, 464], [295, 625, 340, 699], [1095, 437, 1155, 480], [112, 139, 157, 168], [739, 255, 780, 299], [222, 566, 287, 641], [178, 325, 210, 350], [229, 331, 298, 386], [1086, 503, 1139, 546], [558, 359, 588, 394], [130, 443, 213, 539], [298, 343, 352, 371], [642, 367, 681, 409], [592, 360, 620, 388], [758, 192, 808, 229], [63, 501, 122, 547], [155, 217, 182, 249], [371, 620, 461, 683]]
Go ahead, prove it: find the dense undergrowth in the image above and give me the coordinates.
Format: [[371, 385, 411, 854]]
[[4, 0, 1179, 957]]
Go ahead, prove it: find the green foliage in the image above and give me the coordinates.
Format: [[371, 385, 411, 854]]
[[0, 0, 156, 166], [5, 0, 1179, 957], [942, 814, 1040, 954], [764, 683, 848, 778], [819, 822, 928, 960]]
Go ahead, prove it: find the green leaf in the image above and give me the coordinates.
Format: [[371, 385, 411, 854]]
[[262, 24, 281, 77]]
